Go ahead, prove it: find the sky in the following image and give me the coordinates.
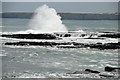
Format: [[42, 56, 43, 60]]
[[1, 0, 120, 2], [2, 2, 118, 13]]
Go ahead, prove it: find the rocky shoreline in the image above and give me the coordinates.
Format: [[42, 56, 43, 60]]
[[2, 66, 120, 78], [1, 32, 119, 79], [1, 32, 120, 50], [2, 31, 120, 39], [4, 41, 120, 50], [67, 66, 120, 78]]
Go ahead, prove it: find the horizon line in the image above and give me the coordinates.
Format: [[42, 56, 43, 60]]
[[1, 0, 120, 2]]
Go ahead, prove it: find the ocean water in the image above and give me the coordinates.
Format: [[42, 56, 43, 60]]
[[0, 18, 119, 78], [2, 18, 118, 32]]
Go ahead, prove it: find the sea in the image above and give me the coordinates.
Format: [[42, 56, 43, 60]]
[[0, 18, 119, 78]]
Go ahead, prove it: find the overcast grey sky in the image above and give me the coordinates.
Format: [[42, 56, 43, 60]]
[[2, 2, 118, 13], [2, 0, 120, 2]]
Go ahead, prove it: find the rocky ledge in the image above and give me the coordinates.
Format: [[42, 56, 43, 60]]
[[2, 32, 119, 49], [1, 33, 58, 39], [2, 66, 120, 78], [4, 41, 120, 50], [67, 66, 120, 78], [1, 32, 120, 39]]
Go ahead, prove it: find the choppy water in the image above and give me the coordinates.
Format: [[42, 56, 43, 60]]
[[0, 18, 119, 78]]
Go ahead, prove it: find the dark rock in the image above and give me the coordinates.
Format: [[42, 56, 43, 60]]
[[2, 33, 120, 49], [4, 41, 120, 49], [85, 42, 120, 50], [85, 69, 100, 74], [99, 72, 115, 78], [2, 33, 57, 39], [5, 41, 71, 47], [99, 74, 115, 77], [105, 66, 120, 72], [102, 31, 116, 33], [63, 34, 71, 37], [81, 34, 86, 37], [96, 43, 102, 45], [98, 33, 120, 38]]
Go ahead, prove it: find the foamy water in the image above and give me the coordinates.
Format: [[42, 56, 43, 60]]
[[29, 4, 68, 33]]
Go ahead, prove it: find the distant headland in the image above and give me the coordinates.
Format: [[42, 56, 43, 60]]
[[1, 12, 120, 20]]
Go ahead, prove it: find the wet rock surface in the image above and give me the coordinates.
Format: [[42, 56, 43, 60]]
[[105, 66, 120, 72], [4, 41, 120, 49], [2, 33, 57, 39], [85, 69, 100, 74], [2, 32, 120, 39], [98, 33, 120, 38], [1, 32, 120, 49], [67, 66, 119, 78]]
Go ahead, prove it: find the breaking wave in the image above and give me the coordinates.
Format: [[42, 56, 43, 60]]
[[29, 4, 68, 33]]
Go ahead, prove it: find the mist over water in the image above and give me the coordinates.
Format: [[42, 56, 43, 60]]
[[29, 4, 68, 33]]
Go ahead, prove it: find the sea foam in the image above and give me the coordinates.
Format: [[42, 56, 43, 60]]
[[29, 4, 68, 33]]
